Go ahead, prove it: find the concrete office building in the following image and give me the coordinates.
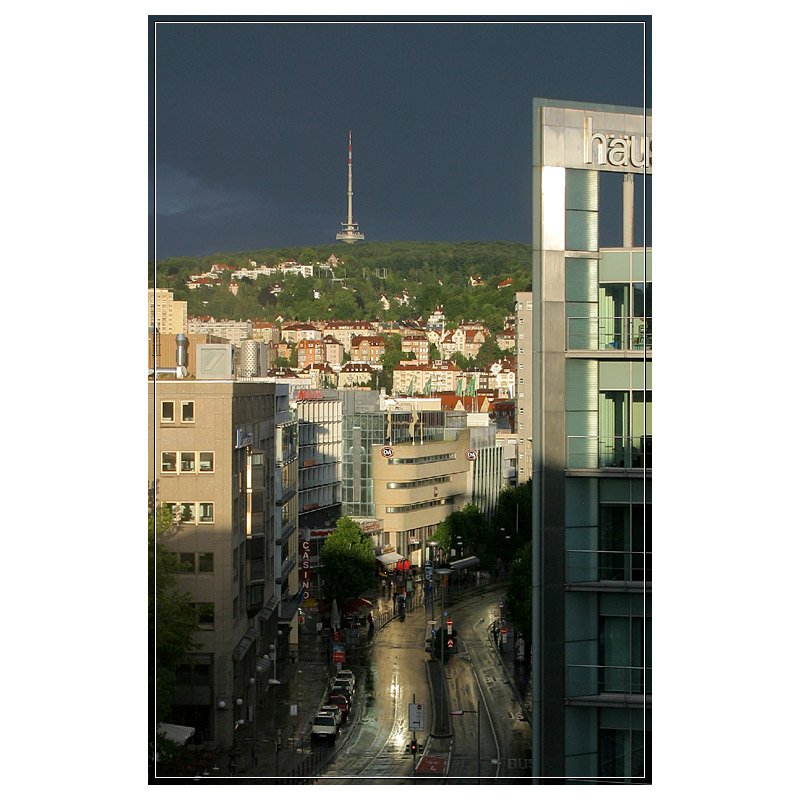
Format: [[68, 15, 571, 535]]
[[372, 425, 472, 566], [149, 374, 299, 749], [531, 99, 652, 782], [340, 391, 471, 563]]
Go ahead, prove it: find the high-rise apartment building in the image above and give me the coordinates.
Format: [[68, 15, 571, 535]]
[[149, 288, 188, 335], [531, 99, 652, 782]]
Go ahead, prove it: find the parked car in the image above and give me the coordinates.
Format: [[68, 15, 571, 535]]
[[328, 693, 351, 717], [311, 712, 338, 741], [336, 669, 356, 687], [332, 678, 355, 698], [320, 704, 343, 726], [330, 682, 353, 704]]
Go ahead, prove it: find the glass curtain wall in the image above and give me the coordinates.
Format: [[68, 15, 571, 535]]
[[598, 390, 651, 468], [599, 503, 652, 582]]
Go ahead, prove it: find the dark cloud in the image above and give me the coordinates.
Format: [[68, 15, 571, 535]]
[[152, 19, 650, 258]]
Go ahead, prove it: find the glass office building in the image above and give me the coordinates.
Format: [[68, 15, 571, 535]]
[[531, 99, 652, 782]]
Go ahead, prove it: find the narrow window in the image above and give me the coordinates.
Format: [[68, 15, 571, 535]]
[[181, 401, 195, 422], [161, 401, 174, 422], [180, 452, 196, 473], [199, 452, 214, 472], [161, 452, 177, 473], [197, 602, 215, 629], [198, 502, 214, 523], [179, 552, 195, 573], [198, 552, 214, 573]]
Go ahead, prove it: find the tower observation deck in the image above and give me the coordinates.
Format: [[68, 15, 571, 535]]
[[336, 129, 365, 243]]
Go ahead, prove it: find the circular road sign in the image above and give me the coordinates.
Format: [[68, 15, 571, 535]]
[[381, 446, 394, 458], [466, 449, 478, 461]]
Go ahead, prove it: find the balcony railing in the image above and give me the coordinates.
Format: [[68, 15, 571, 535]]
[[566, 664, 652, 698], [567, 435, 652, 470], [567, 316, 652, 351], [566, 548, 652, 584]]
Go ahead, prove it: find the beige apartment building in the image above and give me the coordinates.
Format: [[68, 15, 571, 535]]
[[149, 377, 298, 749], [393, 360, 460, 395], [514, 291, 533, 484], [149, 288, 188, 335], [371, 427, 472, 567]]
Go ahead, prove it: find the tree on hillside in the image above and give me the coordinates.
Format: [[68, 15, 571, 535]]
[[320, 517, 375, 606], [378, 333, 404, 391], [474, 336, 504, 369]]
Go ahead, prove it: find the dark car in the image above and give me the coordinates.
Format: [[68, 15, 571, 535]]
[[331, 680, 354, 700], [327, 694, 350, 721]]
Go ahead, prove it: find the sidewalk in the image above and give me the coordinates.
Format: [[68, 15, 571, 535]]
[[229, 612, 336, 782]]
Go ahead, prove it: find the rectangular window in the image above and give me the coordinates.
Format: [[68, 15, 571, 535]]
[[161, 401, 174, 422], [599, 728, 648, 780], [198, 503, 214, 523], [181, 401, 195, 422], [180, 502, 196, 523], [196, 602, 214, 629], [180, 452, 196, 472], [161, 452, 177, 473], [199, 452, 214, 472], [198, 552, 214, 573], [178, 552, 195, 572]]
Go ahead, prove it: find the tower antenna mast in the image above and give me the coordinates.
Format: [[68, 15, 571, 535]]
[[336, 129, 365, 243]]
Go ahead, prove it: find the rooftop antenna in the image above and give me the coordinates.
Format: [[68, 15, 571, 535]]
[[336, 129, 365, 244]]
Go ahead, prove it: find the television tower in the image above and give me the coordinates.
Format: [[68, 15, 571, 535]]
[[336, 129, 365, 243]]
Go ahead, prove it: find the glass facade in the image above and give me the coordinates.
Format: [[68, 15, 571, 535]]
[[533, 99, 651, 781]]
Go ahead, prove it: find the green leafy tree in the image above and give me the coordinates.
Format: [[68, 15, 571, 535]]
[[148, 500, 199, 727], [487, 480, 532, 568], [378, 333, 404, 391], [299, 248, 319, 264], [474, 336, 503, 369], [320, 517, 375, 606], [505, 541, 532, 654], [436, 504, 489, 560]]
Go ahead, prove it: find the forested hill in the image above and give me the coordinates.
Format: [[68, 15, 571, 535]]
[[151, 241, 532, 334]]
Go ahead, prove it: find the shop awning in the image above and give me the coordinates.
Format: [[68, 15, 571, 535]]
[[376, 552, 404, 565], [447, 556, 480, 571], [157, 723, 195, 746]]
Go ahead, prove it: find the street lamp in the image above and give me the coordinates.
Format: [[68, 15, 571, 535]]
[[450, 706, 481, 782]]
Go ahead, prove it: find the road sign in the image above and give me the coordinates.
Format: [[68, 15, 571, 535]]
[[466, 449, 478, 461], [447, 618, 453, 635], [408, 703, 424, 731], [381, 446, 394, 458]]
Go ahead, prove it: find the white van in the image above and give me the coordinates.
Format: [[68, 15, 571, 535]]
[[312, 712, 338, 740]]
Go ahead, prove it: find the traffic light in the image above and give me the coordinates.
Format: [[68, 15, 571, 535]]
[[447, 628, 459, 654], [410, 739, 418, 754]]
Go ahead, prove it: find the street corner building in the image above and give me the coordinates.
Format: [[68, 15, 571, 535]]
[[530, 99, 652, 782]]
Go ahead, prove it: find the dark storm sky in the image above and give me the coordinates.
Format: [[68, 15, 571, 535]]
[[150, 18, 650, 258]]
